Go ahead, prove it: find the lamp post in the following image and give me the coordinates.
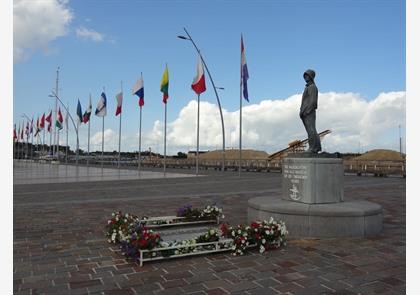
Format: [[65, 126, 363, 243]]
[[178, 28, 226, 172], [49, 92, 79, 166]]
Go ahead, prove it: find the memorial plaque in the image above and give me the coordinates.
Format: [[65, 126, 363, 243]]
[[282, 156, 344, 204]]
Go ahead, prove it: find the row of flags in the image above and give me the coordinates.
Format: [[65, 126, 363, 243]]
[[14, 35, 250, 143]]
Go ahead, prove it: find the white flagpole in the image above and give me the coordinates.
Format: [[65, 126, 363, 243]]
[[239, 39, 243, 178], [196, 93, 200, 176], [118, 81, 123, 169], [54, 67, 59, 159], [42, 127, 45, 156], [66, 104, 69, 164], [101, 116, 104, 170], [138, 106, 142, 170], [31, 119, 34, 159], [87, 95, 91, 167], [49, 124, 52, 157], [164, 102, 167, 176], [57, 128, 60, 161], [102, 87, 105, 171]]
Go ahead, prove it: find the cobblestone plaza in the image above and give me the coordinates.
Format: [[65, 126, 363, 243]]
[[13, 162, 405, 294]]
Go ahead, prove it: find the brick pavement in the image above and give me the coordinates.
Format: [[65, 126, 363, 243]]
[[14, 164, 405, 295]]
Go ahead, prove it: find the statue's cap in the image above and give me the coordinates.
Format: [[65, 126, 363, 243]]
[[303, 69, 316, 80]]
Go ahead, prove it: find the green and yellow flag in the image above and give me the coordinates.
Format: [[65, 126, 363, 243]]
[[160, 64, 169, 104]]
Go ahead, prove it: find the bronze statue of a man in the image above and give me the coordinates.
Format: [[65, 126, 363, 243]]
[[300, 69, 321, 153]]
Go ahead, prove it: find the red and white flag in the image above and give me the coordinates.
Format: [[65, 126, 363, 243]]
[[191, 56, 206, 95], [115, 92, 123, 116]]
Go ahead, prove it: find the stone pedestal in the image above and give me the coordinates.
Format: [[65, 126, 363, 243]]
[[282, 156, 343, 204], [247, 153, 383, 238]]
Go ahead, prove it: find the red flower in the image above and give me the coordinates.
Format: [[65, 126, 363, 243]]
[[220, 223, 229, 236], [139, 239, 148, 249], [251, 222, 259, 229]]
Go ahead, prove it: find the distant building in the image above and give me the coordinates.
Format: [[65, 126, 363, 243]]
[[187, 150, 209, 159]]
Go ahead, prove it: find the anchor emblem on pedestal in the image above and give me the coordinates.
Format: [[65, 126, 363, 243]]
[[289, 184, 300, 201]]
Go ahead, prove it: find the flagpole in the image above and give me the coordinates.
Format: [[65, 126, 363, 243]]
[[87, 94, 91, 167], [54, 67, 59, 159], [102, 87, 105, 171], [57, 128, 60, 161], [118, 81, 123, 169], [164, 102, 167, 176], [66, 104, 69, 164], [49, 125, 52, 158], [239, 40, 243, 178], [101, 116, 104, 170], [138, 106, 142, 170], [31, 120, 34, 159], [43, 128, 45, 157], [196, 94, 200, 176]]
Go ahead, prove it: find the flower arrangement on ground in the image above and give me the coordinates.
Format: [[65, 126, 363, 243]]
[[105, 211, 140, 244], [105, 209, 287, 264], [221, 217, 288, 255], [177, 204, 224, 221]]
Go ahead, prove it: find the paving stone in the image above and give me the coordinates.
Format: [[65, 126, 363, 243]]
[[249, 287, 282, 295], [69, 279, 102, 289], [180, 283, 207, 294], [205, 288, 228, 295], [13, 165, 406, 295]]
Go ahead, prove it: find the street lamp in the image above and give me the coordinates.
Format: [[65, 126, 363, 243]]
[[178, 27, 226, 172], [49, 92, 80, 166]]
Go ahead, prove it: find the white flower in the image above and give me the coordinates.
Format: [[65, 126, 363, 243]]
[[262, 239, 266, 244], [269, 217, 274, 223], [265, 230, 270, 235], [174, 250, 179, 255], [241, 239, 245, 244], [210, 229, 215, 235], [111, 212, 115, 217], [107, 220, 111, 224], [232, 231, 235, 236], [238, 230, 241, 234], [152, 252, 156, 257]]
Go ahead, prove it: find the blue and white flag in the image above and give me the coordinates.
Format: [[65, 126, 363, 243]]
[[76, 99, 83, 125], [95, 92, 107, 117], [241, 34, 249, 102], [132, 75, 144, 107]]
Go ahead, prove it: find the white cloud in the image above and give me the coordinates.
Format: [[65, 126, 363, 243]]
[[90, 129, 118, 151], [14, 0, 73, 62], [139, 91, 406, 154], [67, 91, 406, 155], [76, 26, 104, 42]]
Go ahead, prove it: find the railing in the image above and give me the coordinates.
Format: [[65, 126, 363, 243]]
[[14, 154, 406, 177]]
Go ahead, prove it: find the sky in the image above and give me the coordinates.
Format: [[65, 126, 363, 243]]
[[13, 0, 406, 155]]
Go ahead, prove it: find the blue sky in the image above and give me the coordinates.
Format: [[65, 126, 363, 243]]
[[13, 0, 406, 153]]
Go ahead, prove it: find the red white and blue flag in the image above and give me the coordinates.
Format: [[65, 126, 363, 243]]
[[132, 75, 145, 107], [95, 92, 107, 117], [241, 34, 249, 102], [115, 92, 123, 116], [191, 56, 206, 95]]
